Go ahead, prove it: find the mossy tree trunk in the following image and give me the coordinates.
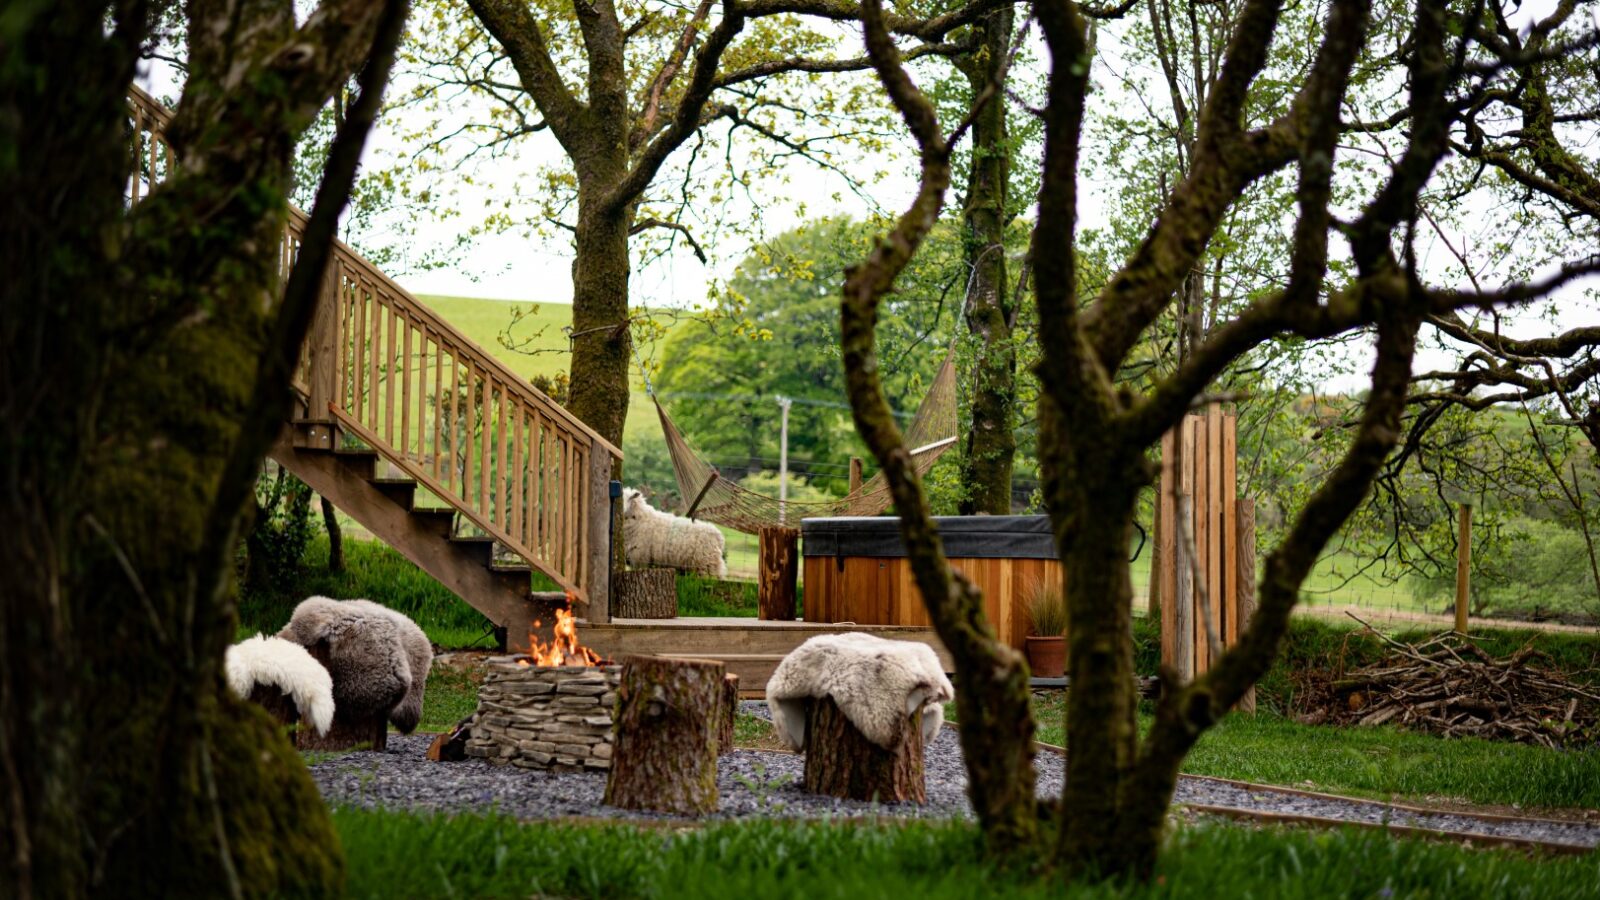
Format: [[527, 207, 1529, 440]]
[[956, 4, 1018, 517], [0, 2, 407, 897]]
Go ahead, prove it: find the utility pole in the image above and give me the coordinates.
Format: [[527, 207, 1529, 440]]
[[778, 396, 792, 525]]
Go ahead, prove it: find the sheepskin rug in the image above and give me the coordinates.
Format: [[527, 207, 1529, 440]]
[[277, 596, 433, 733], [767, 633, 953, 751], [621, 487, 727, 578], [225, 635, 335, 735]]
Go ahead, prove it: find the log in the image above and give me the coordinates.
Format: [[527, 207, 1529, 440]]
[[296, 639, 391, 752], [427, 715, 473, 762], [613, 568, 678, 618], [604, 655, 725, 815], [718, 673, 740, 755], [802, 695, 925, 804], [758, 526, 799, 621]]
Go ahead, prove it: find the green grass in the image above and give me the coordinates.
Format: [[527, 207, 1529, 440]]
[[1017, 689, 1600, 810], [420, 665, 483, 733], [416, 294, 681, 442], [332, 809, 1600, 899], [238, 535, 498, 649]]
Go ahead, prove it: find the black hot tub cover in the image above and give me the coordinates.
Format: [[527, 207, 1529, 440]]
[[801, 515, 1057, 560]]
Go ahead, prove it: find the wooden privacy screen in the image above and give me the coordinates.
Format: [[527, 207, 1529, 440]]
[[125, 85, 621, 602], [1157, 405, 1238, 679]]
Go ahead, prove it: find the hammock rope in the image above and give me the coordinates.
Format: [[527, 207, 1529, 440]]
[[642, 350, 960, 534]]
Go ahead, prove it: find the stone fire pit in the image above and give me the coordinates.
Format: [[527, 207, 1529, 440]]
[[464, 660, 621, 772]]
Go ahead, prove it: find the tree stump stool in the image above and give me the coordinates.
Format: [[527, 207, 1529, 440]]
[[247, 685, 303, 743], [717, 673, 740, 755], [296, 639, 392, 752], [604, 656, 725, 815], [803, 695, 926, 804], [613, 568, 678, 618]]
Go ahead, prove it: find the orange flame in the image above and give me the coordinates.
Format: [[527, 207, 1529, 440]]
[[517, 595, 602, 667]]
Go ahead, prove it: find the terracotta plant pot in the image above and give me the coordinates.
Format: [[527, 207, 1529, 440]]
[[1025, 636, 1066, 679]]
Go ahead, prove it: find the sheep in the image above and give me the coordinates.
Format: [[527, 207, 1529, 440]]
[[276, 596, 433, 734], [224, 635, 335, 736], [621, 487, 727, 578]]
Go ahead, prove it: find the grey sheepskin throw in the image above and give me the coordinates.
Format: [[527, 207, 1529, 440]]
[[277, 596, 433, 733], [225, 635, 335, 735], [766, 633, 953, 751]]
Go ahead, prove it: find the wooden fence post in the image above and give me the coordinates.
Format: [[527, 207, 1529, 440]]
[[1456, 503, 1472, 634], [1236, 498, 1257, 714], [758, 526, 800, 620], [586, 441, 613, 623]]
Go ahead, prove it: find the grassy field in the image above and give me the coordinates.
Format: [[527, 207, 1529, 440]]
[[416, 294, 679, 442], [1013, 690, 1600, 811], [332, 809, 1600, 899]]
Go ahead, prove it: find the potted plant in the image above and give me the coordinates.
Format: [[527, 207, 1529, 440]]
[[1024, 583, 1068, 678]]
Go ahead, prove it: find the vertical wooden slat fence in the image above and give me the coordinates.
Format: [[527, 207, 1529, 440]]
[[1157, 405, 1241, 680], [125, 84, 621, 604]]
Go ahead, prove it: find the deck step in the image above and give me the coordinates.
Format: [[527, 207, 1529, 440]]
[[410, 507, 456, 538], [331, 447, 379, 480], [660, 653, 784, 692], [370, 477, 417, 509], [449, 535, 497, 566]]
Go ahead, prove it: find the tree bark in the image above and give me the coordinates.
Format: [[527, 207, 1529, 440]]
[[803, 696, 926, 803], [613, 568, 678, 618], [604, 655, 724, 815], [322, 495, 345, 573], [757, 526, 799, 620], [718, 673, 740, 755], [0, 4, 406, 897], [956, 5, 1017, 517]]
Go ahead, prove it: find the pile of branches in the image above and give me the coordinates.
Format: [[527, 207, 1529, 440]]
[[1297, 618, 1599, 748]]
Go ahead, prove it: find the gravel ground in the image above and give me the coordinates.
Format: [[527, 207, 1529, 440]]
[[307, 701, 1600, 848]]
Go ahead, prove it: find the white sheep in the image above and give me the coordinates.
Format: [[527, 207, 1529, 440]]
[[621, 487, 727, 578]]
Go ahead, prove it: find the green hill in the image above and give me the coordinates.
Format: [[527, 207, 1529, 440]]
[[414, 294, 671, 440]]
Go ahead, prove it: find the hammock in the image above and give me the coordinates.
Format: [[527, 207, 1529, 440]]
[[652, 352, 959, 534]]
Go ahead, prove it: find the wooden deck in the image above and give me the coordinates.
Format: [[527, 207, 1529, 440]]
[[578, 617, 950, 697]]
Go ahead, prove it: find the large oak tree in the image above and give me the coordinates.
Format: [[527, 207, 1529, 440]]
[[0, 1, 407, 896]]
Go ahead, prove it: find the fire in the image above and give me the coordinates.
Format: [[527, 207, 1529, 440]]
[[518, 596, 602, 667]]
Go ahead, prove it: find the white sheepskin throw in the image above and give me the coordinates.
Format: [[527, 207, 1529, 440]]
[[276, 596, 433, 733], [621, 487, 727, 578], [766, 633, 953, 751], [225, 635, 335, 736]]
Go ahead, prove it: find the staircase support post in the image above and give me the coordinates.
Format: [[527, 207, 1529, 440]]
[[304, 257, 341, 423], [587, 437, 613, 623]]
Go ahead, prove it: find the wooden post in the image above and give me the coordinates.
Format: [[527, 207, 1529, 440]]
[[612, 568, 678, 618], [1148, 494, 1162, 619], [1236, 499, 1257, 714], [1456, 503, 1472, 634], [849, 457, 863, 494], [586, 440, 613, 623], [718, 673, 740, 755], [604, 656, 725, 815], [803, 696, 925, 803], [758, 526, 800, 620], [1174, 494, 1194, 682], [304, 258, 342, 423], [1159, 428, 1178, 667]]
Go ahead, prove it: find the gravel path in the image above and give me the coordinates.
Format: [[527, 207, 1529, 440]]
[[308, 702, 1600, 848]]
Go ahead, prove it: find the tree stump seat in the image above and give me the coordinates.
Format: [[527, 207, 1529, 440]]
[[802, 695, 926, 804], [604, 655, 726, 815]]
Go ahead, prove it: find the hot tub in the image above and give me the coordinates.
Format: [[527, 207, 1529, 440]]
[[801, 516, 1062, 649]]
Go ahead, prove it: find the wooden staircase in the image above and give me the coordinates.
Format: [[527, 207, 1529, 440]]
[[128, 86, 620, 649]]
